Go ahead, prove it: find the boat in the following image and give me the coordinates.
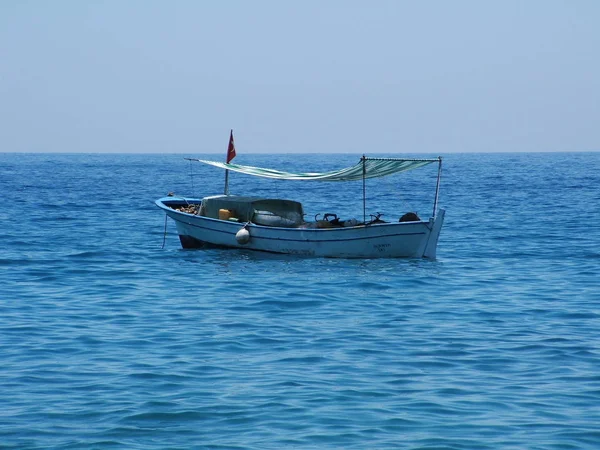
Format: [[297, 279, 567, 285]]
[[156, 133, 445, 258]]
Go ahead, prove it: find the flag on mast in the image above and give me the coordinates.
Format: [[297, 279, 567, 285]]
[[224, 129, 236, 195], [226, 129, 236, 163]]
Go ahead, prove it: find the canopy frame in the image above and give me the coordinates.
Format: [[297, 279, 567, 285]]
[[185, 156, 443, 219]]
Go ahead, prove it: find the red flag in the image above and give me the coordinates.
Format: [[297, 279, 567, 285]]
[[226, 130, 236, 163]]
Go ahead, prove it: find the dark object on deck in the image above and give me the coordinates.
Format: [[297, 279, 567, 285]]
[[399, 212, 420, 222]]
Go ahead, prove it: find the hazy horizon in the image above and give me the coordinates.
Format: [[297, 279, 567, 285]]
[[1, 149, 598, 155], [2, 1, 599, 154]]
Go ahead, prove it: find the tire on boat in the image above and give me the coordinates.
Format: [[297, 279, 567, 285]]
[[399, 212, 420, 222]]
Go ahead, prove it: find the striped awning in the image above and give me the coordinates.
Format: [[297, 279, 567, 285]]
[[186, 157, 439, 182]]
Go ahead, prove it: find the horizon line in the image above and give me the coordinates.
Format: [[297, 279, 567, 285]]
[[1, 149, 599, 155]]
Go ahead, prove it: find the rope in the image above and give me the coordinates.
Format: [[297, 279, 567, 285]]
[[161, 214, 168, 249], [189, 158, 195, 196]]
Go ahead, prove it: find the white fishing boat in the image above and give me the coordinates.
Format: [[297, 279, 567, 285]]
[[156, 133, 444, 258]]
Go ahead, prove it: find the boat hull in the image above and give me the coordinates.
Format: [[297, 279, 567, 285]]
[[156, 198, 444, 259]]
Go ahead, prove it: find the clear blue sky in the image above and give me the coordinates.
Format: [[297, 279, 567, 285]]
[[1, 1, 598, 153]]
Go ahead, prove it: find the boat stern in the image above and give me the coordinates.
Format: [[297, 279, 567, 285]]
[[423, 209, 445, 259]]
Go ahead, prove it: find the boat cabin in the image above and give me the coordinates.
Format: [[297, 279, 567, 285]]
[[200, 195, 304, 228]]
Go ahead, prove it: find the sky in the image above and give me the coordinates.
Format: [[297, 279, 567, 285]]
[[1, 1, 599, 154]]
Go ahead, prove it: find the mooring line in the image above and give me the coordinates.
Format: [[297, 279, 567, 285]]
[[189, 158, 195, 197], [161, 214, 168, 249]]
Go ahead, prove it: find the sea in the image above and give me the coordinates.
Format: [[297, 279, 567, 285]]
[[1, 152, 599, 449]]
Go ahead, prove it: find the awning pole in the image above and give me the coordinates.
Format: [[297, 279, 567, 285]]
[[432, 157, 442, 218], [362, 155, 366, 223]]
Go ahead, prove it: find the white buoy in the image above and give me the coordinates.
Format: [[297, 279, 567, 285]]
[[235, 227, 250, 245]]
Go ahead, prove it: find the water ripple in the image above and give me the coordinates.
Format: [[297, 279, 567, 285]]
[[1, 153, 600, 449]]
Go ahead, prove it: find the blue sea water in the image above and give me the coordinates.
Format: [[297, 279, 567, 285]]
[[1, 152, 599, 449]]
